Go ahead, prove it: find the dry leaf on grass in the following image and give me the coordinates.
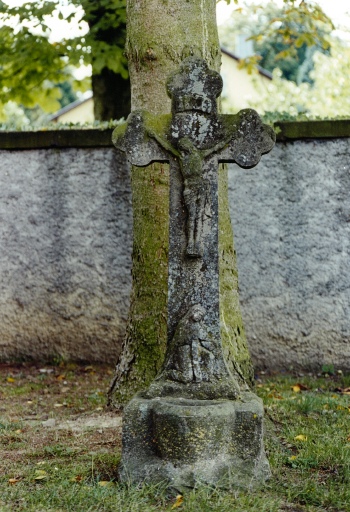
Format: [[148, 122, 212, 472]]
[[268, 391, 283, 399], [98, 481, 114, 487], [171, 495, 184, 509], [294, 434, 307, 442], [334, 387, 350, 395], [8, 478, 21, 485], [291, 383, 309, 393], [34, 470, 48, 481], [71, 475, 84, 483]]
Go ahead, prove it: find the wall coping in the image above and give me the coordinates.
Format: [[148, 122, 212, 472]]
[[275, 120, 350, 141], [0, 120, 350, 149], [0, 129, 114, 150]]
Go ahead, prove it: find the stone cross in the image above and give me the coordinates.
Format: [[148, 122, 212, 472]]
[[113, 56, 275, 400], [112, 56, 275, 489]]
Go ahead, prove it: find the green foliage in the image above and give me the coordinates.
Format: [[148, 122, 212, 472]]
[[0, 0, 127, 116], [219, 1, 334, 84], [245, 43, 350, 118], [58, 81, 78, 108]]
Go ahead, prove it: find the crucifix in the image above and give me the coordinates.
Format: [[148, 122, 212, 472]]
[[113, 55, 275, 401], [112, 55, 275, 488]]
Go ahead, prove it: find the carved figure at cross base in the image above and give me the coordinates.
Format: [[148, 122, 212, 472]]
[[112, 56, 275, 489]]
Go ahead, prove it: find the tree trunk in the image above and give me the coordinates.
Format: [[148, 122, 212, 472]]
[[92, 69, 130, 121], [86, 1, 131, 121], [108, 0, 254, 408]]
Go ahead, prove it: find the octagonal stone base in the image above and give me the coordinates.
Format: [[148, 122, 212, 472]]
[[119, 391, 270, 490]]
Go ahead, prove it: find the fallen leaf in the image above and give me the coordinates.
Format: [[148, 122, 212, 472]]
[[54, 403, 64, 408], [14, 429, 22, 434], [291, 383, 309, 393], [98, 481, 114, 487], [294, 434, 307, 442], [34, 470, 48, 481], [267, 391, 283, 399], [339, 387, 350, 395], [71, 475, 84, 482], [56, 374, 66, 381], [8, 478, 20, 485], [6, 377, 15, 383], [171, 495, 184, 509]]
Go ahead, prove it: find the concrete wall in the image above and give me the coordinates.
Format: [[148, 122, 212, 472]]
[[0, 141, 132, 363], [0, 123, 349, 371], [229, 136, 350, 371]]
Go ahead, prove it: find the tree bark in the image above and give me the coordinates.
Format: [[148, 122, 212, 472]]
[[87, 1, 131, 121], [108, 0, 254, 408], [92, 69, 130, 121]]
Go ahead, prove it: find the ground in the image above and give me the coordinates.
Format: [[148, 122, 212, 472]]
[[0, 362, 349, 511]]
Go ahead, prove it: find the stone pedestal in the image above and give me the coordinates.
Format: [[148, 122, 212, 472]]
[[119, 392, 270, 490]]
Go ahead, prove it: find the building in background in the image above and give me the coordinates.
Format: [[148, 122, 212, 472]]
[[220, 48, 272, 112], [49, 92, 94, 124], [50, 50, 271, 123]]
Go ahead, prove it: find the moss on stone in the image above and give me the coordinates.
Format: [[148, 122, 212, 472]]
[[218, 164, 254, 387], [108, 161, 169, 405], [276, 120, 350, 140]]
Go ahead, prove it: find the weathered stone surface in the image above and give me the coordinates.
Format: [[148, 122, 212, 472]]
[[113, 57, 274, 488], [0, 147, 131, 362], [120, 393, 270, 491]]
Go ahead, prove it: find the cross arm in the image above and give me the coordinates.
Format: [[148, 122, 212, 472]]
[[218, 109, 276, 168], [112, 111, 173, 166]]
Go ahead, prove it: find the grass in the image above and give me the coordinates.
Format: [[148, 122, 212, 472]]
[[1, 363, 350, 511]]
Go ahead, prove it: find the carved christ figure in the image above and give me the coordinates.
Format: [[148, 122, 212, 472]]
[[143, 128, 210, 258], [177, 137, 208, 258]]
